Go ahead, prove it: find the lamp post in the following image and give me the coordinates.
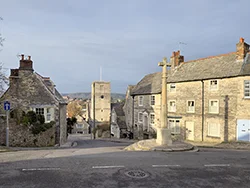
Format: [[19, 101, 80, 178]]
[[156, 57, 172, 145]]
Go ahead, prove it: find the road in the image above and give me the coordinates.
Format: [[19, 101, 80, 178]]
[[0, 135, 250, 188]]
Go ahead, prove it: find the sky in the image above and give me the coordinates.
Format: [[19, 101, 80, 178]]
[[0, 0, 250, 94]]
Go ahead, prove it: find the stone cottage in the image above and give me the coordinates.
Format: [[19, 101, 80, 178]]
[[125, 37, 250, 142], [129, 73, 162, 139], [111, 103, 127, 138], [0, 55, 67, 146]]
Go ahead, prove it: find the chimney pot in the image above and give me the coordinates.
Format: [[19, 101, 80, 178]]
[[28, 56, 31, 60], [240, 37, 244, 43], [21, 54, 24, 60]]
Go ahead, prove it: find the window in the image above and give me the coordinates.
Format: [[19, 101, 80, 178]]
[[150, 95, 155, 105], [138, 96, 143, 106], [112, 113, 115, 123], [209, 100, 219, 113], [208, 123, 220, 137], [46, 108, 51, 122], [36, 108, 44, 115], [169, 83, 176, 92], [244, 80, 250, 98], [150, 114, 155, 125], [138, 112, 143, 122], [210, 80, 218, 90], [168, 119, 180, 134], [187, 100, 195, 113], [169, 100, 176, 112]]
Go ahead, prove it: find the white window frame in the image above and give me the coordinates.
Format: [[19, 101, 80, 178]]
[[150, 113, 155, 125], [150, 95, 155, 106], [46, 108, 51, 122], [210, 80, 218, 90], [169, 100, 176, 112], [187, 100, 195, 113], [169, 83, 176, 92], [35, 108, 44, 115], [138, 112, 143, 122], [209, 99, 219, 114], [207, 122, 220, 137], [168, 119, 180, 134], [138, 96, 143, 106], [244, 80, 250, 98]]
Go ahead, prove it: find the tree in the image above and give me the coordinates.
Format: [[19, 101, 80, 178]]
[[67, 117, 77, 135], [67, 100, 82, 118], [0, 17, 7, 96]]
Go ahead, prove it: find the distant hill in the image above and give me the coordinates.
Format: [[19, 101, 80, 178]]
[[62, 92, 126, 101]]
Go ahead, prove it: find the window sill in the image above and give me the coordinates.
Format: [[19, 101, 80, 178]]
[[243, 97, 250, 99], [208, 112, 219, 114], [207, 135, 220, 139], [187, 111, 195, 113]]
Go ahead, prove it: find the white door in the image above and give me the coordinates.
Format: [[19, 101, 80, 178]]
[[186, 121, 194, 141]]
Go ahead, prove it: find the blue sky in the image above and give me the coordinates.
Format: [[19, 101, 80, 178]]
[[0, 0, 250, 94]]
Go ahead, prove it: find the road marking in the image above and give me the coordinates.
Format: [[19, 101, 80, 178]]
[[152, 165, 180, 167], [22, 168, 61, 171], [204, 164, 230, 167], [92, 165, 125, 169]]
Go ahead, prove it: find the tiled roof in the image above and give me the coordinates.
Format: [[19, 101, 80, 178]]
[[131, 52, 250, 95], [131, 72, 162, 95]]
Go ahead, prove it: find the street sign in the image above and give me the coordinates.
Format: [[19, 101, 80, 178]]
[[4, 101, 10, 111]]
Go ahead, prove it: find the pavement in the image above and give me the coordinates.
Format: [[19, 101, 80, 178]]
[[187, 140, 250, 150], [124, 139, 196, 152]]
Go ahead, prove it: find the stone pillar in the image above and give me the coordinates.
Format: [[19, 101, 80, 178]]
[[156, 57, 172, 145]]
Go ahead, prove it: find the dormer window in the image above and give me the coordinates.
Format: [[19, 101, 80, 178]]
[[210, 80, 218, 90]]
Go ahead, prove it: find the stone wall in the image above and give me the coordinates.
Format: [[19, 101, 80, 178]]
[[133, 94, 160, 139], [59, 104, 67, 145], [0, 118, 55, 147], [167, 76, 250, 142]]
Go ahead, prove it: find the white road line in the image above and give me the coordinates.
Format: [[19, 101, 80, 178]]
[[204, 164, 230, 167], [152, 165, 180, 167], [92, 165, 125, 169], [22, 168, 61, 171]]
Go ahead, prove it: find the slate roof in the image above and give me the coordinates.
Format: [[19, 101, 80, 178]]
[[168, 52, 242, 83], [131, 52, 250, 95], [131, 72, 162, 95], [113, 103, 125, 116], [36, 73, 67, 104]]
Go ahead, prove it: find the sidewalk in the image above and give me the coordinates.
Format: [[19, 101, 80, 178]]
[[97, 137, 137, 144], [187, 140, 250, 150], [124, 139, 196, 152]]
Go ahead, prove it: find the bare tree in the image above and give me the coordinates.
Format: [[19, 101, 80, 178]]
[[0, 17, 7, 96]]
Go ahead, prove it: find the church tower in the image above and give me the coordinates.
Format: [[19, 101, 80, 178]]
[[91, 81, 111, 126]]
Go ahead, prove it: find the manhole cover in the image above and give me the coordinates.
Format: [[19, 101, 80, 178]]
[[125, 170, 149, 179]]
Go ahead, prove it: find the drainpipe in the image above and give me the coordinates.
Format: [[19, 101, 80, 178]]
[[132, 96, 135, 139], [201, 80, 204, 141]]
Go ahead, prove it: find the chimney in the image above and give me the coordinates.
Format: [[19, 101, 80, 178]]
[[9, 69, 19, 86], [236, 37, 249, 62], [19, 54, 34, 71], [170, 50, 184, 69]]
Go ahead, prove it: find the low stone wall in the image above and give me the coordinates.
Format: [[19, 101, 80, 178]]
[[0, 119, 56, 147]]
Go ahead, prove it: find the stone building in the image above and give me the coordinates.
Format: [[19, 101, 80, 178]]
[[111, 103, 127, 138], [123, 85, 135, 133], [90, 81, 111, 127], [125, 37, 250, 142], [129, 73, 161, 139], [0, 55, 67, 146]]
